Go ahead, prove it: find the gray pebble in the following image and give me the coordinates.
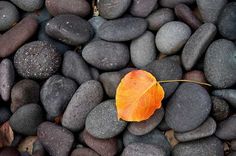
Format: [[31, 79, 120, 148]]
[[85, 100, 127, 139], [165, 83, 211, 132], [211, 96, 230, 121], [82, 40, 130, 71], [88, 16, 107, 39], [10, 0, 44, 12], [212, 89, 236, 108], [131, 31, 157, 68], [182, 23, 217, 71], [90, 67, 100, 80], [159, 0, 195, 8], [62, 80, 103, 131], [130, 0, 157, 17]]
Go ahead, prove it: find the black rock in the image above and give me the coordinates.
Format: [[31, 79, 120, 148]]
[[211, 96, 230, 121], [212, 89, 236, 108]]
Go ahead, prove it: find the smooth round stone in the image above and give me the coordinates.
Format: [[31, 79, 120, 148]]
[[159, 0, 195, 8], [0, 59, 15, 101], [131, 31, 157, 68], [155, 21, 191, 55], [128, 108, 164, 136], [218, 2, 236, 40], [62, 51, 92, 84], [41, 75, 77, 118], [98, 0, 131, 19], [11, 79, 40, 113], [212, 89, 236, 108], [172, 137, 224, 156], [197, 0, 227, 24], [46, 0, 90, 17], [46, 14, 94, 46], [175, 4, 201, 30], [215, 115, 236, 140], [211, 96, 230, 121], [130, 0, 157, 17], [99, 71, 121, 98], [83, 130, 119, 156], [38, 122, 74, 156], [62, 80, 103, 131], [204, 39, 236, 88], [146, 8, 175, 31], [123, 129, 171, 155], [85, 100, 127, 139], [181, 23, 217, 71], [175, 117, 216, 142], [71, 148, 99, 156], [0, 107, 11, 125], [82, 40, 130, 71], [0, 1, 19, 31], [121, 143, 166, 156], [165, 83, 211, 132], [10, 0, 44, 11], [10, 104, 44, 135], [0, 147, 20, 156], [14, 41, 61, 79], [143, 56, 183, 98], [98, 17, 147, 41]]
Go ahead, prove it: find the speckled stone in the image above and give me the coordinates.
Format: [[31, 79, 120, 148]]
[[85, 100, 127, 139], [130, 0, 157, 17], [211, 96, 230, 121], [212, 89, 236, 108], [159, 0, 195, 8], [10, 0, 44, 12], [0, 1, 19, 31]]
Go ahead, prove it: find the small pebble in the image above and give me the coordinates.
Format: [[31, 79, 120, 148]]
[[211, 96, 230, 121], [212, 89, 236, 108], [10, 0, 44, 11], [130, 0, 158, 17]]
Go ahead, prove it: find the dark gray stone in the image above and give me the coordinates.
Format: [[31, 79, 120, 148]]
[[172, 137, 224, 156], [212, 89, 236, 108], [165, 83, 211, 132], [121, 143, 166, 156], [62, 51, 92, 84], [10, 104, 44, 135], [0, 107, 11, 125], [159, 0, 195, 8], [182, 23, 217, 71], [24, 7, 52, 23], [131, 31, 157, 68], [98, 0, 131, 19], [88, 16, 107, 39], [211, 96, 230, 121], [62, 80, 103, 131], [14, 41, 61, 79], [98, 17, 147, 41], [10, 0, 43, 11], [85, 100, 127, 139], [218, 2, 236, 40], [38, 122, 74, 156], [40, 75, 77, 118], [90, 67, 100, 80], [229, 152, 236, 156], [130, 0, 157, 17], [175, 117, 216, 142], [46, 14, 94, 46], [204, 39, 236, 88], [82, 40, 130, 71]]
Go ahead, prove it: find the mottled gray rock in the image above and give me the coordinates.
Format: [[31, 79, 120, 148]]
[[46, 14, 94, 46], [10, 104, 44, 135], [165, 83, 211, 132], [130, 0, 157, 17], [218, 2, 236, 40], [86, 100, 127, 139], [212, 89, 236, 108], [38, 122, 74, 156], [211, 96, 230, 121], [215, 115, 236, 140], [98, 0, 131, 19], [175, 117, 216, 142], [62, 51, 92, 84], [40, 75, 77, 118], [128, 108, 164, 136], [98, 17, 147, 41], [82, 40, 130, 70], [62, 80, 103, 131], [121, 143, 167, 156], [14, 41, 61, 79], [172, 137, 224, 156], [159, 0, 196, 8], [155, 21, 191, 55], [0, 59, 15, 101], [204, 39, 236, 88], [131, 31, 157, 68], [197, 0, 227, 24], [10, 0, 44, 11], [0, 1, 19, 31], [182, 23, 216, 71], [146, 8, 175, 31]]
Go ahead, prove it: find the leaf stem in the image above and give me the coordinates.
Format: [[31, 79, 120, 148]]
[[158, 80, 212, 87]]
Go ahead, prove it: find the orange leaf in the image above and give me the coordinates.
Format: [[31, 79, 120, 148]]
[[116, 70, 165, 122], [0, 122, 14, 147]]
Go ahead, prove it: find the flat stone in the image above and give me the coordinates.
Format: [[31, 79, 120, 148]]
[[159, 0, 195, 8], [98, 17, 147, 41], [130, 0, 157, 17], [10, 0, 44, 11], [211, 96, 230, 121], [212, 89, 236, 108], [182, 23, 216, 71]]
